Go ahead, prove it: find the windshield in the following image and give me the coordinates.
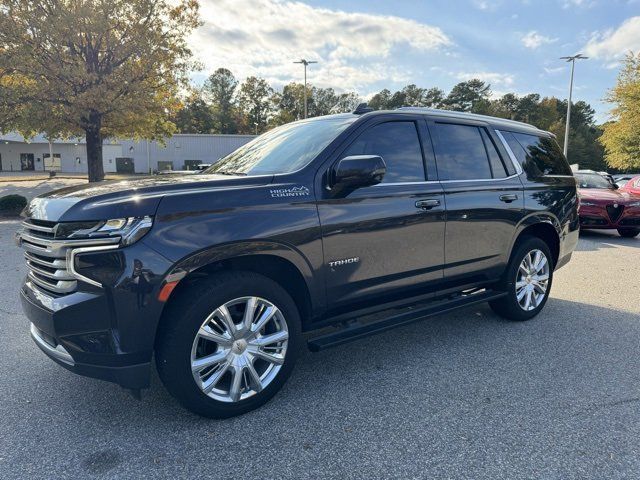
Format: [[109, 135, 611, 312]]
[[203, 116, 355, 176], [575, 173, 614, 189]]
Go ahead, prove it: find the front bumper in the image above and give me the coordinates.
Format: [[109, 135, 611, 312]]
[[21, 284, 153, 389], [579, 204, 640, 229], [19, 240, 173, 390], [31, 322, 74, 365]]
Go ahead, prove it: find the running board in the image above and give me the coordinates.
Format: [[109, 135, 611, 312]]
[[307, 290, 507, 352]]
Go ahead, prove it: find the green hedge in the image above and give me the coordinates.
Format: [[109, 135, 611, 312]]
[[0, 194, 27, 216]]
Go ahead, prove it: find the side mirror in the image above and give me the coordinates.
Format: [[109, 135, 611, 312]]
[[330, 155, 386, 194]]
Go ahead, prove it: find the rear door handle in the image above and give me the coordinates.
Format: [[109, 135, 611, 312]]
[[499, 194, 518, 203], [415, 199, 441, 210]]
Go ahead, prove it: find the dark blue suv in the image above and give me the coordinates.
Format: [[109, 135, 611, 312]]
[[17, 106, 579, 417]]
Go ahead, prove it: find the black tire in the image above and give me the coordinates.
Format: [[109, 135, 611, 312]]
[[617, 228, 640, 238], [489, 236, 554, 321], [155, 271, 302, 418]]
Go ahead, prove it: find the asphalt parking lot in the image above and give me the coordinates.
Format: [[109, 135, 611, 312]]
[[1, 219, 639, 479]]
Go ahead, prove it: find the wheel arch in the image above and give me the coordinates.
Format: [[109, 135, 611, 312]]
[[510, 215, 561, 268], [157, 241, 321, 332]]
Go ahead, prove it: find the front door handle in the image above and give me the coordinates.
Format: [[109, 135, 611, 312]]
[[415, 199, 441, 210], [499, 194, 519, 203]]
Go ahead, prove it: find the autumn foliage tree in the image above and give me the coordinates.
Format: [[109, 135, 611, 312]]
[[0, 0, 200, 181], [600, 53, 640, 172]]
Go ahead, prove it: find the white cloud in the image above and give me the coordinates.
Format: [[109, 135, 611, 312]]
[[521, 31, 558, 49], [472, 0, 490, 9], [543, 66, 565, 75], [584, 16, 640, 60], [561, 0, 595, 8], [189, 0, 452, 91], [471, 0, 502, 10], [455, 71, 516, 88]]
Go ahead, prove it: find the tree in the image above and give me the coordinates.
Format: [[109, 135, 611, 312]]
[[489, 93, 520, 119], [444, 79, 491, 113], [600, 53, 640, 171], [237, 76, 273, 134], [204, 68, 239, 134], [172, 91, 215, 134], [516, 94, 543, 124], [270, 82, 308, 124], [423, 87, 446, 108], [368, 85, 444, 110], [313, 87, 339, 116], [0, 0, 200, 181], [330, 92, 362, 113], [368, 89, 392, 110]]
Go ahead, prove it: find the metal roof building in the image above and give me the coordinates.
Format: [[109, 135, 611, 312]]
[[120, 134, 256, 173], [0, 133, 256, 174], [0, 133, 123, 173]]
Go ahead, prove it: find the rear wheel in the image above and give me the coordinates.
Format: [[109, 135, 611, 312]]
[[617, 228, 640, 238], [156, 271, 301, 418], [489, 236, 553, 321]]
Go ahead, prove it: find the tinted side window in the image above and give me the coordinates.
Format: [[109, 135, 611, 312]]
[[480, 129, 508, 178], [434, 123, 492, 180], [502, 131, 528, 164], [501, 131, 572, 177], [344, 121, 425, 183]]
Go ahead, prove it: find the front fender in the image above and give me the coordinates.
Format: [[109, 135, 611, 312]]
[[158, 239, 324, 316], [171, 240, 314, 278]]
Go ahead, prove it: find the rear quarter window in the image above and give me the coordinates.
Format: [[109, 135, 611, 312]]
[[500, 131, 572, 178]]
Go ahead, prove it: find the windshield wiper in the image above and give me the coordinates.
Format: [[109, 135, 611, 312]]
[[213, 171, 247, 176]]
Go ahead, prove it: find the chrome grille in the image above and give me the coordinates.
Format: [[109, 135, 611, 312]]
[[19, 219, 120, 296], [24, 251, 77, 294]]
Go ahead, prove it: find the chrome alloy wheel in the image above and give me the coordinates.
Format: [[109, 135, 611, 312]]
[[190, 296, 289, 403], [515, 249, 550, 311]]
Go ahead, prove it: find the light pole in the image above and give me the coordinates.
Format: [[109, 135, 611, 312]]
[[560, 53, 588, 158], [293, 59, 317, 118]]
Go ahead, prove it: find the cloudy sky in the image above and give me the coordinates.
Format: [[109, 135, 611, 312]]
[[189, 0, 640, 121]]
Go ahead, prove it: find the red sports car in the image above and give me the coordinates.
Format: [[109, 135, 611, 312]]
[[620, 175, 640, 195], [576, 172, 640, 238]]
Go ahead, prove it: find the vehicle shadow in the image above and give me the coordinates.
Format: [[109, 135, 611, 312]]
[[576, 229, 640, 251], [46, 296, 640, 424], [12, 296, 640, 477]]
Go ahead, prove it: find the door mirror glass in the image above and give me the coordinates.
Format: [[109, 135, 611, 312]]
[[331, 155, 386, 193]]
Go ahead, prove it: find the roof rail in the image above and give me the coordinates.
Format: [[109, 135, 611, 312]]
[[353, 103, 374, 115], [394, 107, 544, 132]]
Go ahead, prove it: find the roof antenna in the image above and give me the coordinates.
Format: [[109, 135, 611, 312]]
[[353, 103, 374, 115]]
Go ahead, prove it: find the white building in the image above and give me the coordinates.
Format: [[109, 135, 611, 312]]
[[121, 134, 255, 173], [0, 133, 123, 173], [0, 133, 255, 174]]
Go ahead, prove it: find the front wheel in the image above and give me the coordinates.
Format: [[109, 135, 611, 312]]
[[156, 271, 301, 418], [618, 228, 640, 238], [489, 236, 554, 321]]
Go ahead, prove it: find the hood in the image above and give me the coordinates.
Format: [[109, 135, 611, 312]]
[[578, 187, 634, 203], [25, 173, 274, 222]]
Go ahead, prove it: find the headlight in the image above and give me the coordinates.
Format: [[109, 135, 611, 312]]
[[62, 216, 153, 246], [96, 216, 154, 246], [628, 201, 640, 207], [580, 201, 598, 207], [98, 218, 130, 232]]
